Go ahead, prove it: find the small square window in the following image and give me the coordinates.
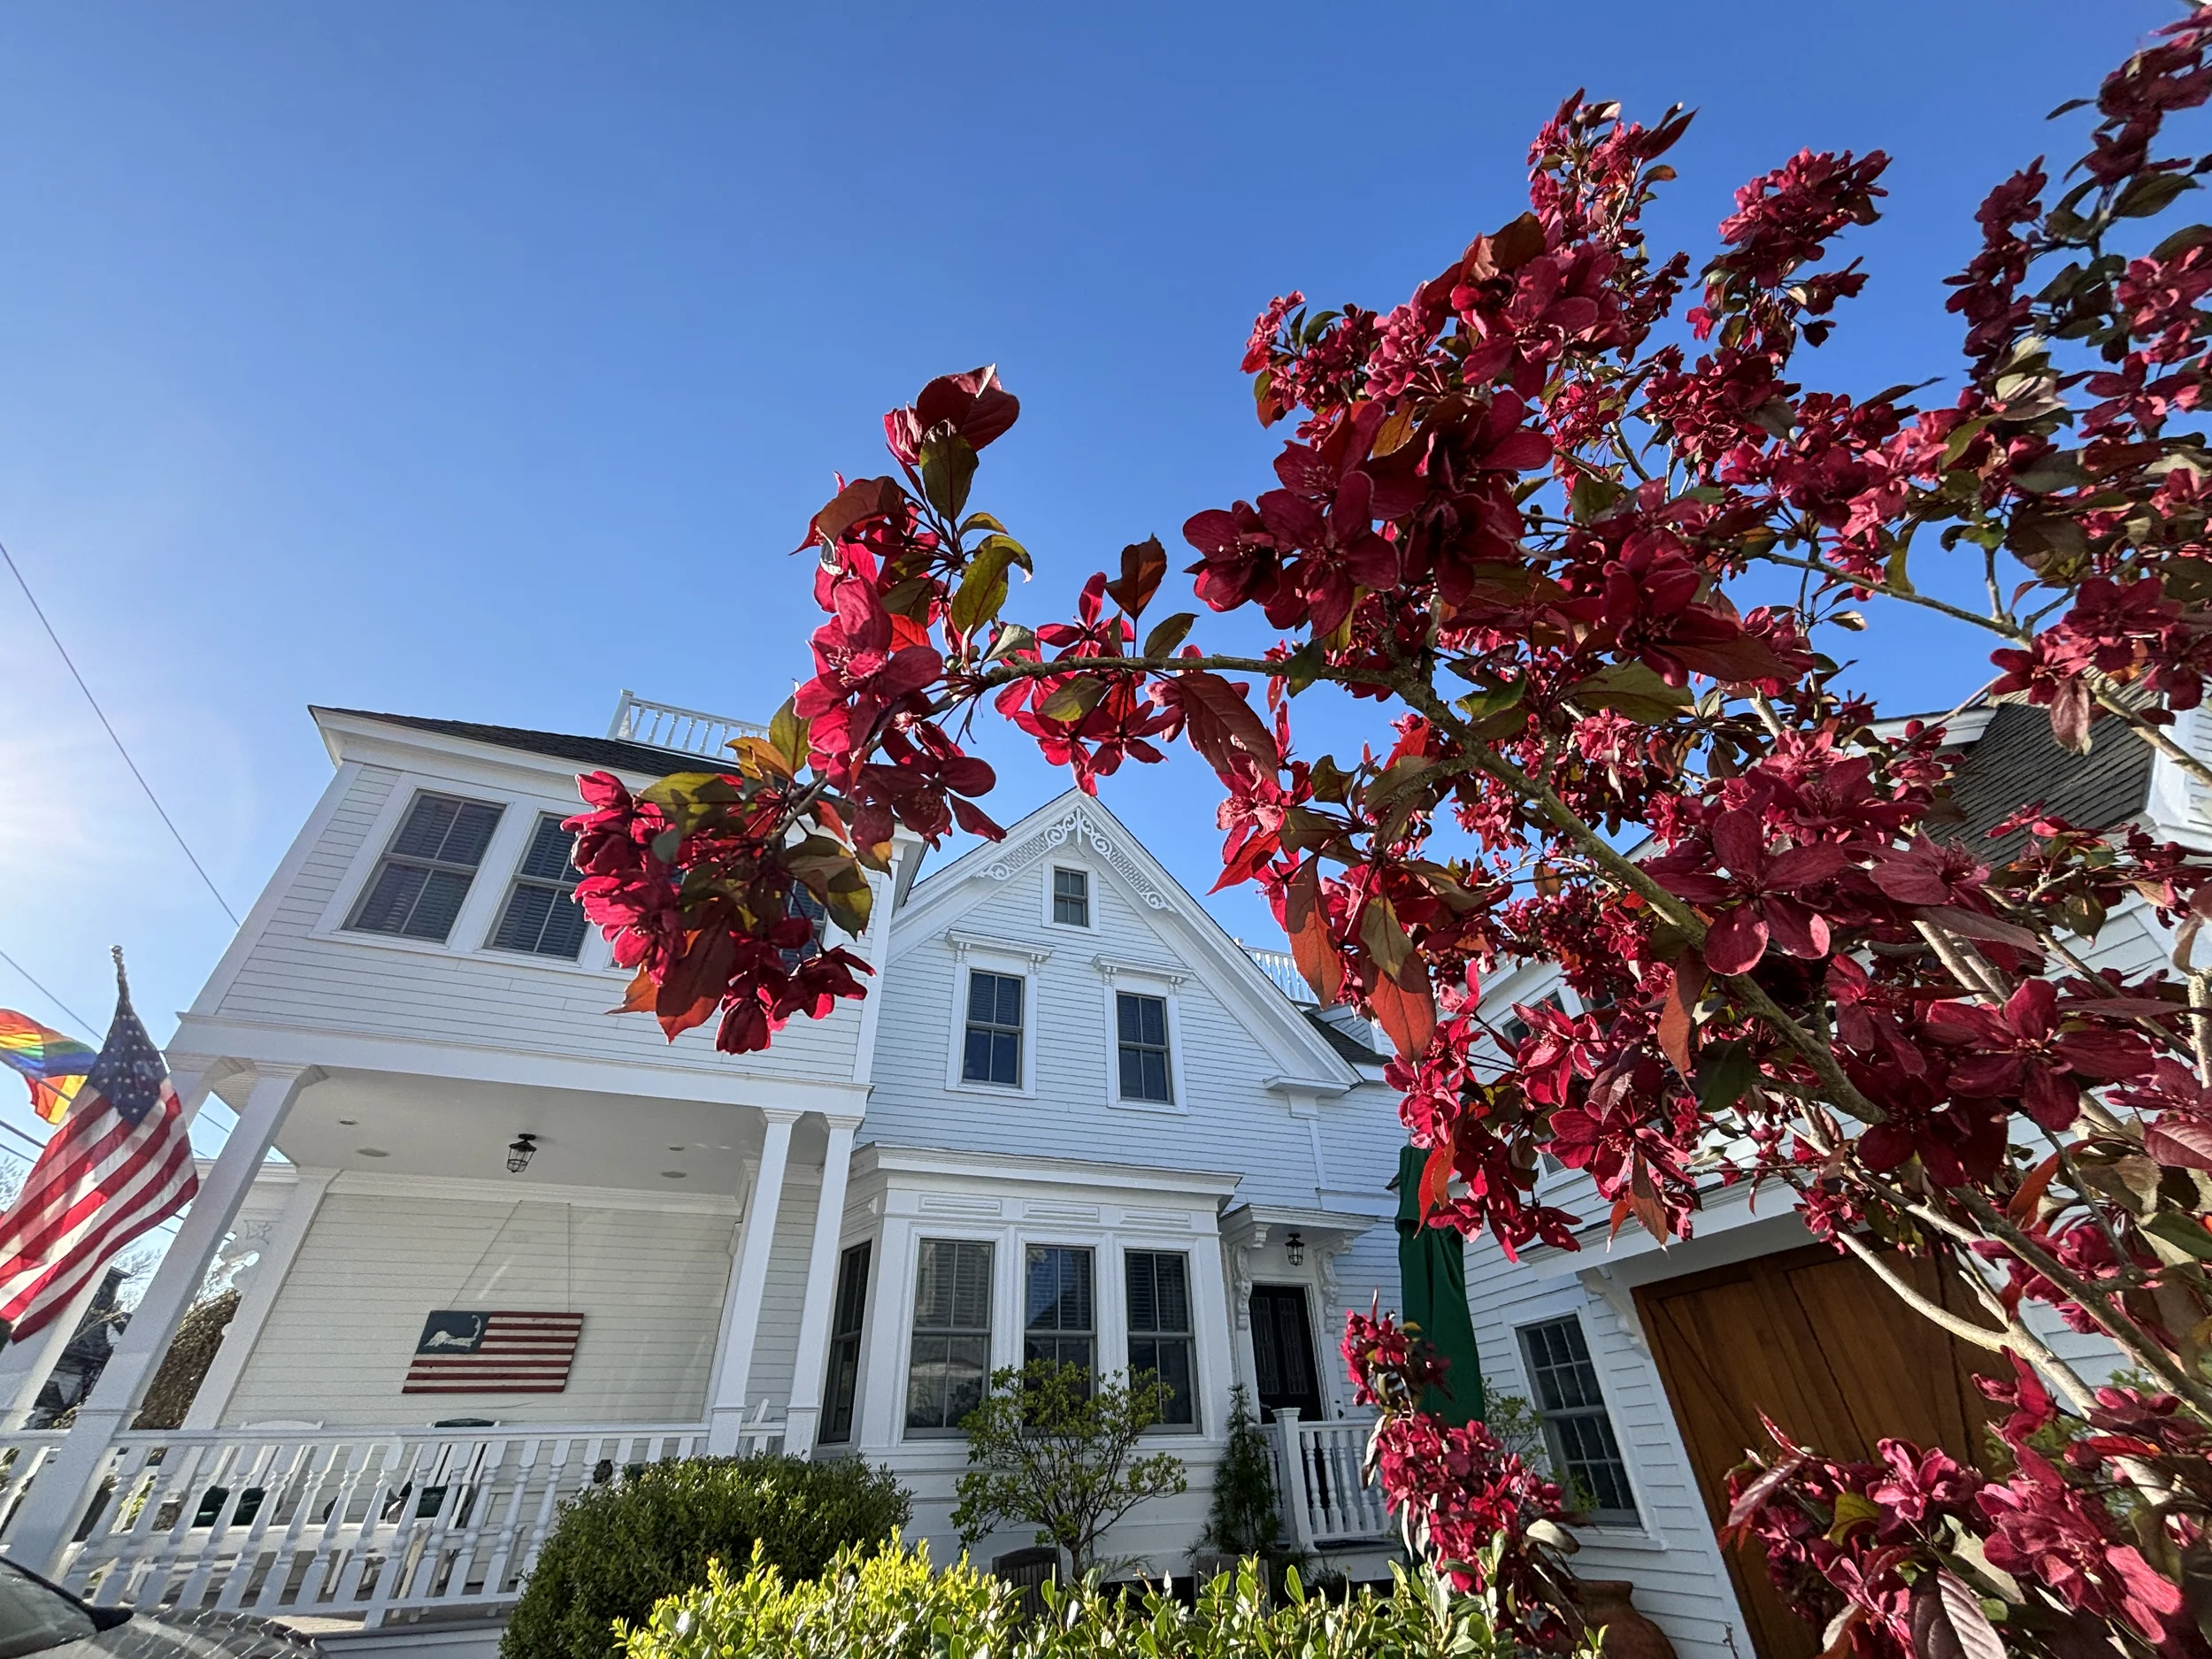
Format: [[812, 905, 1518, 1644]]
[[488, 814, 589, 959], [348, 793, 504, 943], [1052, 868, 1090, 927], [1117, 992, 1172, 1103], [1518, 1315, 1638, 1523], [963, 971, 1025, 1087]]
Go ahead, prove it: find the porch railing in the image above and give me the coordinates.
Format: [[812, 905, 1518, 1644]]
[[1270, 1409, 1390, 1549], [0, 1418, 783, 1624]]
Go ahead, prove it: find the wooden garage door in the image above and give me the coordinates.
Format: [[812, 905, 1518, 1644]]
[[1633, 1245, 2005, 1659]]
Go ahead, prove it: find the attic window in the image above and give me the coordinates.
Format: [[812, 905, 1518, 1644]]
[[348, 793, 504, 943], [488, 814, 589, 959], [1052, 867, 1090, 927]]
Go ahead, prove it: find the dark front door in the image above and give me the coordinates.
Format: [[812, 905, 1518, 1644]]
[[1634, 1244, 2008, 1659], [1248, 1285, 1324, 1422]]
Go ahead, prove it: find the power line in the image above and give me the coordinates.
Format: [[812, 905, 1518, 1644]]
[[1, 537, 241, 926], [0, 943, 94, 1033]]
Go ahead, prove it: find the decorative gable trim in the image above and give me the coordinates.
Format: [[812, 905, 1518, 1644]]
[[944, 930, 1053, 964], [978, 801, 1173, 911]]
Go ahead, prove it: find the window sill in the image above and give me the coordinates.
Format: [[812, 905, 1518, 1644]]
[[316, 925, 623, 979], [1570, 1522, 1664, 1550], [1108, 1096, 1187, 1117], [949, 1078, 1036, 1101]]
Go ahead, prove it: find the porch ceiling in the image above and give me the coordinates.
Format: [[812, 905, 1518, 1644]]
[[274, 1068, 834, 1194]]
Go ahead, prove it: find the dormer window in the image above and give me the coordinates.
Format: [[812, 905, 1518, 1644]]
[[488, 814, 588, 959], [1051, 867, 1091, 927], [348, 793, 504, 942]]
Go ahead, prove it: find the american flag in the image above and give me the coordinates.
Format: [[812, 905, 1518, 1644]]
[[403, 1310, 585, 1394], [0, 957, 198, 1344]]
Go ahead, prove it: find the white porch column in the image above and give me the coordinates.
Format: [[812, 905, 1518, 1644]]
[[180, 1166, 334, 1430], [705, 1107, 797, 1455], [8, 1063, 315, 1575], [0, 1275, 104, 1432], [780, 1115, 859, 1456]]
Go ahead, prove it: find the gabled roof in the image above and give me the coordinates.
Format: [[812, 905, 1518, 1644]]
[[1941, 703, 2156, 863], [311, 708, 696, 777], [899, 788, 1363, 1091], [1304, 1008, 1385, 1067]]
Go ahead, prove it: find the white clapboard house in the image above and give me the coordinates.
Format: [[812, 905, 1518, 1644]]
[[0, 694, 1410, 1652], [1461, 700, 2186, 1659]]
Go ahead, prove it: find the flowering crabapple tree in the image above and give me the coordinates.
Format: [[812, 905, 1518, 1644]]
[[566, 13, 2212, 1655]]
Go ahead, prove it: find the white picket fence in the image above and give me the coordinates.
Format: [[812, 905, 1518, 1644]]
[[1270, 1409, 1391, 1548], [0, 1420, 783, 1624]]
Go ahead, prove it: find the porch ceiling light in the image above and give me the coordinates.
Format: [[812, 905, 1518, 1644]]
[[1285, 1231, 1305, 1267], [506, 1133, 538, 1175]]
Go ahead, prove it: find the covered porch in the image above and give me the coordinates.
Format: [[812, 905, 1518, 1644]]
[[0, 1049, 866, 1624]]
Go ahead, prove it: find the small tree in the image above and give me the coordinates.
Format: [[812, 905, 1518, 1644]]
[[1197, 1385, 1285, 1565], [952, 1359, 1189, 1578]]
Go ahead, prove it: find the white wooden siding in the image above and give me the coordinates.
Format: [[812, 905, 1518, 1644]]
[[870, 857, 1392, 1216], [729, 1173, 822, 1415], [209, 763, 861, 1082], [221, 1186, 744, 1427]]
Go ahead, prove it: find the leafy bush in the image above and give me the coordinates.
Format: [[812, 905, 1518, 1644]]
[[619, 1540, 1542, 1659], [501, 1455, 910, 1659], [952, 1359, 1188, 1576]]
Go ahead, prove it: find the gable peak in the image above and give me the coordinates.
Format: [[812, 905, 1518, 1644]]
[[977, 794, 1171, 911]]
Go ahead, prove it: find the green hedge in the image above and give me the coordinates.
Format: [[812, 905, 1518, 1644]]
[[501, 1455, 910, 1659], [618, 1540, 1531, 1659]]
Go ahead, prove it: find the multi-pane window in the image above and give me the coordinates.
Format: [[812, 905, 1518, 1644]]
[[1116, 993, 1172, 1103], [1052, 867, 1090, 926], [488, 814, 589, 958], [1024, 1246, 1094, 1379], [782, 886, 828, 969], [820, 1242, 871, 1444], [1518, 1316, 1638, 1522], [1125, 1251, 1196, 1427], [348, 794, 504, 942], [963, 972, 1025, 1087], [906, 1240, 994, 1433]]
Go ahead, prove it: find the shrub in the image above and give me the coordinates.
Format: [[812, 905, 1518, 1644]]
[[501, 1455, 910, 1659], [952, 1359, 1188, 1577], [619, 1540, 1541, 1659]]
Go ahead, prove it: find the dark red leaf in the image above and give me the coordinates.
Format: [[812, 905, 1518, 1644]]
[[1163, 672, 1280, 781], [1103, 536, 1169, 618]]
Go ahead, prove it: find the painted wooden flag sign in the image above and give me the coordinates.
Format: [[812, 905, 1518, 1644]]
[[403, 1310, 584, 1394]]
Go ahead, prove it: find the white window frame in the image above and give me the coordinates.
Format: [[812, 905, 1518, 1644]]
[[944, 938, 1048, 1097], [1120, 1243, 1201, 1433], [899, 1230, 1002, 1441], [485, 810, 591, 960], [315, 771, 622, 977], [1513, 1312, 1643, 1527], [1094, 962, 1188, 1116], [1044, 862, 1096, 931]]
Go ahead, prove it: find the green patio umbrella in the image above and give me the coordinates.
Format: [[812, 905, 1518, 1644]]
[[1394, 1143, 1486, 1425]]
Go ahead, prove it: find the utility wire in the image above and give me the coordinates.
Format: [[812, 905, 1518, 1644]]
[[1, 537, 241, 925], [0, 943, 94, 1033]]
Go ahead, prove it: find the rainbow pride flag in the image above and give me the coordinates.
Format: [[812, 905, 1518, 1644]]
[[0, 1010, 95, 1125]]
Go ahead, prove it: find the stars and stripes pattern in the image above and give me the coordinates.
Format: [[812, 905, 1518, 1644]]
[[403, 1310, 585, 1394], [0, 960, 198, 1343]]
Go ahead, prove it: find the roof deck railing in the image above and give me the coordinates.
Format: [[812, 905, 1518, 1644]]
[[1242, 943, 1318, 1005], [610, 691, 766, 759]]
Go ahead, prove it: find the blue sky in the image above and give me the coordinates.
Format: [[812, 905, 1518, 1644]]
[[0, 2, 2175, 1161]]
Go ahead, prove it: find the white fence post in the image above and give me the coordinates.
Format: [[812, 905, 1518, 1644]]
[[1273, 1409, 1317, 1553]]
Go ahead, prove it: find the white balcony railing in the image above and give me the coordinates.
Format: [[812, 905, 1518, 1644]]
[[0, 1418, 782, 1624], [1241, 945, 1318, 1005], [1270, 1409, 1390, 1548], [608, 692, 765, 760]]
